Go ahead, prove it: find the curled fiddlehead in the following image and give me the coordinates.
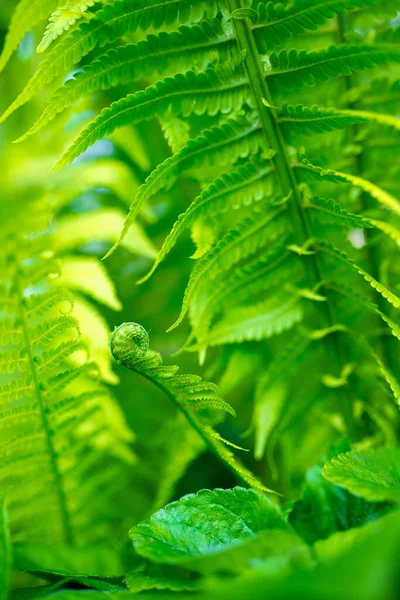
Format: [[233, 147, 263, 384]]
[[110, 322, 272, 493], [110, 322, 150, 365]]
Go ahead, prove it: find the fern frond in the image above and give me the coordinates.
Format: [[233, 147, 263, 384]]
[[139, 157, 276, 283], [188, 241, 295, 352], [35, 339, 83, 372], [350, 335, 400, 403], [300, 159, 400, 215], [104, 116, 266, 257], [0, 0, 60, 72], [206, 242, 294, 314], [317, 240, 400, 309], [55, 208, 156, 259], [307, 196, 400, 244], [160, 117, 191, 153], [249, 0, 393, 52], [51, 158, 140, 210], [0, 0, 219, 122], [268, 45, 400, 93], [31, 314, 80, 347], [50, 60, 250, 166], [275, 102, 400, 139], [37, 0, 96, 53], [0, 350, 29, 375], [328, 282, 400, 341], [168, 206, 287, 331], [193, 297, 303, 348], [305, 196, 373, 229], [110, 322, 272, 493], [24, 288, 74, 318], [368, 219, 400, 247], [256, 332, 312, 396], [57, 256, 122, 311], [16, 19, 234, 141], [0, 214, 135, 544]]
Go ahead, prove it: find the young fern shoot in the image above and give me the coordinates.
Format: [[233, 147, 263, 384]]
[[110, 322, 272, 493]]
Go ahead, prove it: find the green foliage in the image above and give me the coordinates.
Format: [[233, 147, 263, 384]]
[[289, 440, 388, 544], [110, 322, 270, 492], [0, 201, 135, 545], [323, 447, 400, 502], [1, 0, 400, 596], [129, 487, 308, 572], [0, 496, 11, 600]]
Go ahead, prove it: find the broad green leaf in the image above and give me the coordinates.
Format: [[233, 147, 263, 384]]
[[323, 448, 400, 502], [205, 509, 400, 600], [130, 487, 292, 571], [290, 440, 388, 543]]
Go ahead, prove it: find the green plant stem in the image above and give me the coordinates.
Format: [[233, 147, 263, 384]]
[[227, 0, 357, 440], [14, 263, 73, 545], [138, 369, 251, 488]]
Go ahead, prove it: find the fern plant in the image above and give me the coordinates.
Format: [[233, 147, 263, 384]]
[[1, 0, 400, 597], [110, 321, 269, 492], [4, 0, 399, 441], [0, 195, 135, 545]]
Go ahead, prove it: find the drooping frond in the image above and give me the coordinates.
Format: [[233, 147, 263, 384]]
[[0, 0, 220, 122], [103, 116, 267, 257], [49, 157, 141, 210], [274, 102, 400, 139], [0, 0, 60, 72], [305, 196, 373, 229], [50, 59, 250, 167], [267, 44, 400, 94], [168, 206, 287, 331], [327, 282, 400, 341], [306, 196, 400, 245], [139, 157, 276, 283], [54, 208, 156, 259], [193, 297, 304, 348], [300, 159, 400, 215], [37, 0, 97, 53], [0, 206, 135, 545], [317, 240, 400, 308], [56, 255, 122, 311], [187, 241, 296, 355], [110, 322, 271, 493], [15, 18, 235, 141], [248, 0, 398, 52]]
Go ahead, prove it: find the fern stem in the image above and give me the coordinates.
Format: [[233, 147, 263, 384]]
[[13, 267, 74, 545], [227, 0, 357, 439], [137, 369, 251, 487]]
